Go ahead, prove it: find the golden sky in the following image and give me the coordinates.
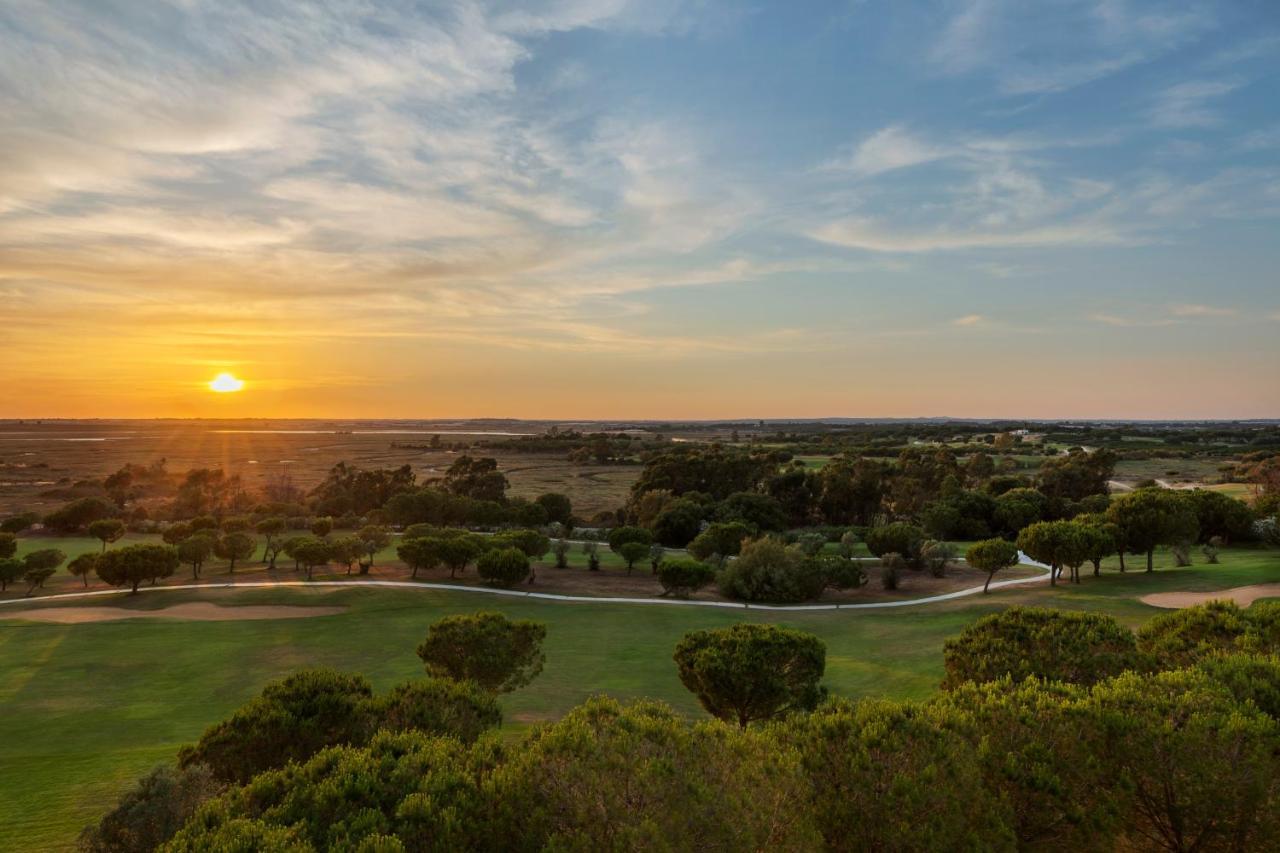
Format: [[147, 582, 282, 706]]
[[3, 1, 1279, 419]]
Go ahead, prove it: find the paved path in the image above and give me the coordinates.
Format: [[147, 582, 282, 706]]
[[0, 555, 1052, 613]]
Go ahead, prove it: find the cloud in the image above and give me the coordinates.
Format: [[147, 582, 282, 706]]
[[1147, 79, 1243, 128], [812, 219, 1129, 252], [1090, 313, 1179, 328], [951, 314, 985, 326], [823, 126, 950, 176], [1169, 303, 1236, 317], [930, 0, 1215, 95]]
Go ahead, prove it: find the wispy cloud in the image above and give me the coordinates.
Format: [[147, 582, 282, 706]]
[[1147, 79, 1243, 128], [951, 314, 985, 326], [1170, 303, 1236, 317]]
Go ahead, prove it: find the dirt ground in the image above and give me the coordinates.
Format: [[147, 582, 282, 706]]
[[1, 602, 348, 623], [0, 420, 638, 518], [1139, 584, 1280, 610]]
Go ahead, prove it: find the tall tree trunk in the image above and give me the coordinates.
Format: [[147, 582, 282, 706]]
[[984, 571, 994, 593], [1092, 558, 1101, 577], [1118, 551, 1126, 573], [1146, 549, 1154, 573]]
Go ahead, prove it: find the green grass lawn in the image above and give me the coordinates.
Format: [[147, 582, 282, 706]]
[[1, 543, 1277, 850]]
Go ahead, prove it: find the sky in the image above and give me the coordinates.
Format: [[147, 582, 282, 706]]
[[2, 0, 1278, 420]]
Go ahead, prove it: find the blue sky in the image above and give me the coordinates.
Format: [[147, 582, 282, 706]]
[[1, 0, 1278, 418]]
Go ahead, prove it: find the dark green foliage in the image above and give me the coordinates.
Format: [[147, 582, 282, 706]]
[[780, 697, 1016, 851], [22, 547, 65, 574], [687, 521, 753, 561], [177, 669, 375, 784], [716, 537, 826, 603], [535, 492, 573, 525], [0, 531, 15, 559], [441, 455, 508, 502], [42, 497, 115, 533], [993, 487, 1049, 536], [0, 557, 23, 591], [1082, 669, 1280, 850], [650, 497, 707, 546], [492, 528, 550, 560], [290, 536, 332, 579], [942, 607, 1140, 689], [1, 511, 38, 534], [396, 536, 442, 579], [616, 540, 649, 573], [87, 518, 127, 551], [1137, 600, 1280, 669], [673, 624, 826, 727], [496, 697, 820, 850], [1184, 488, 1255, 543], [370, 678, 502, 743], [176, 534, 215, 579], [1107, 488, 1200, 572], [656, 557, 715, 598], [416, 611, 546, 693], [964, 537, 1020, 592], [212, 532, 256, 572], [863, 522, 924, 563], [607, 525, 653, 551], [715, 491, 787, 531], [66, 552, 97, 587], [1035, 448, 1116, 501], [476, 547, 530, 588], [79, 764, 222, 853], [1196, 653, 1280, 720]]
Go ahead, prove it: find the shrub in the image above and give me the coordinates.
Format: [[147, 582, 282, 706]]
[[942, 607, 1140, 689], [656, 557, 714, 598], [716, 537, 826, 603], [416, 611, 546, 693], [864, 522, 924, 565], [880, 552, 904, 590], [476, 547, 530, 588]]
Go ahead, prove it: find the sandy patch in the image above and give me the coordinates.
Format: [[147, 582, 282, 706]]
[[2, 602, 347, 624], [1140, 584, 1280, 610]]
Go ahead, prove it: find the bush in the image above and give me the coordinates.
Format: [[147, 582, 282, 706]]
[[475, 547, 530, 588], [416, 611, 547, 693], [880, 553, 904, 590], [716, 537, 826, 603], [656, 557, 715, 598], [79, 764, 223, 853], [864, 522, 924, 565], [607, 525, 653, 552], [942, 607, 1140, 689]]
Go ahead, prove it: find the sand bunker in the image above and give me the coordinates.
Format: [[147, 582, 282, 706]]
[[2, 602, 347, 624], [1140, 584, 1280, 610]]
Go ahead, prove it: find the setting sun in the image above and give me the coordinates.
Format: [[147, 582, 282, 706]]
[[209, 372, 245, 393]]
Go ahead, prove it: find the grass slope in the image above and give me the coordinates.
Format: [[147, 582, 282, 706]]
[[0, 546, 1276, 850]]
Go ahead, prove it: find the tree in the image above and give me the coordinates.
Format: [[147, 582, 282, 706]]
[[42, 496, 115, 533], [177, 669, 375, 784], [177, 534, 215, 579], [716, 537, 826, 603], [535, 492, 573, 526], [1017, 520, 1092, 585], [95, 544, 178, 594], [1184, 489, 1254, 543], [436, 535, 480, 579], [0, 558, 23, 592], [355, 525, 391, 574], [687, 521, 753, 562], [673, 624, 826, 727], [993, 487, 1049, 537], [1107, 488, 1199, 572], [1, 512, 38, 534], [372, 678, 502, 743], [214, 532, 256, 572], [965, 538, 1020, 593], [328, 535, 363, 575], [617, 541, 649, 574], [79, 763, 223, 853], [416, 611, 547, 693], [0, 531, 15, 559], [607, 525, 653, 552], [309, 516, 333, 538], [1076, 513, 1120, 576], [648, 543, 665, 573], [1082, 669, 1280, 851], [920, 539, 956, 578], [441, 455, 508, 502], [291, 537, 332, 580], [942, 607, 1140, 688], [22, 548, 65, 581], [657, 557, 715, 598], [476, 547, 530, 588], [492, 529, 550, 561], [552, 538, 570, 568], [397, 537, 442, 579], [1136, 600, 1279, 669], [162, 521, 193, 545], [255, 517, 287, 568], [86, 518, 127, 553], [23, 564, 56, 595], [1035, 448, 1116, 501], [780, 697, 1012, 851], [580, 539, 600, 571], [864, 522, 924, 565], [67, 552, 98, 587]]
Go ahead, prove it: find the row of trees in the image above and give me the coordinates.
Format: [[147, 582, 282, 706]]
[[85, 602, 1280, 851]]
